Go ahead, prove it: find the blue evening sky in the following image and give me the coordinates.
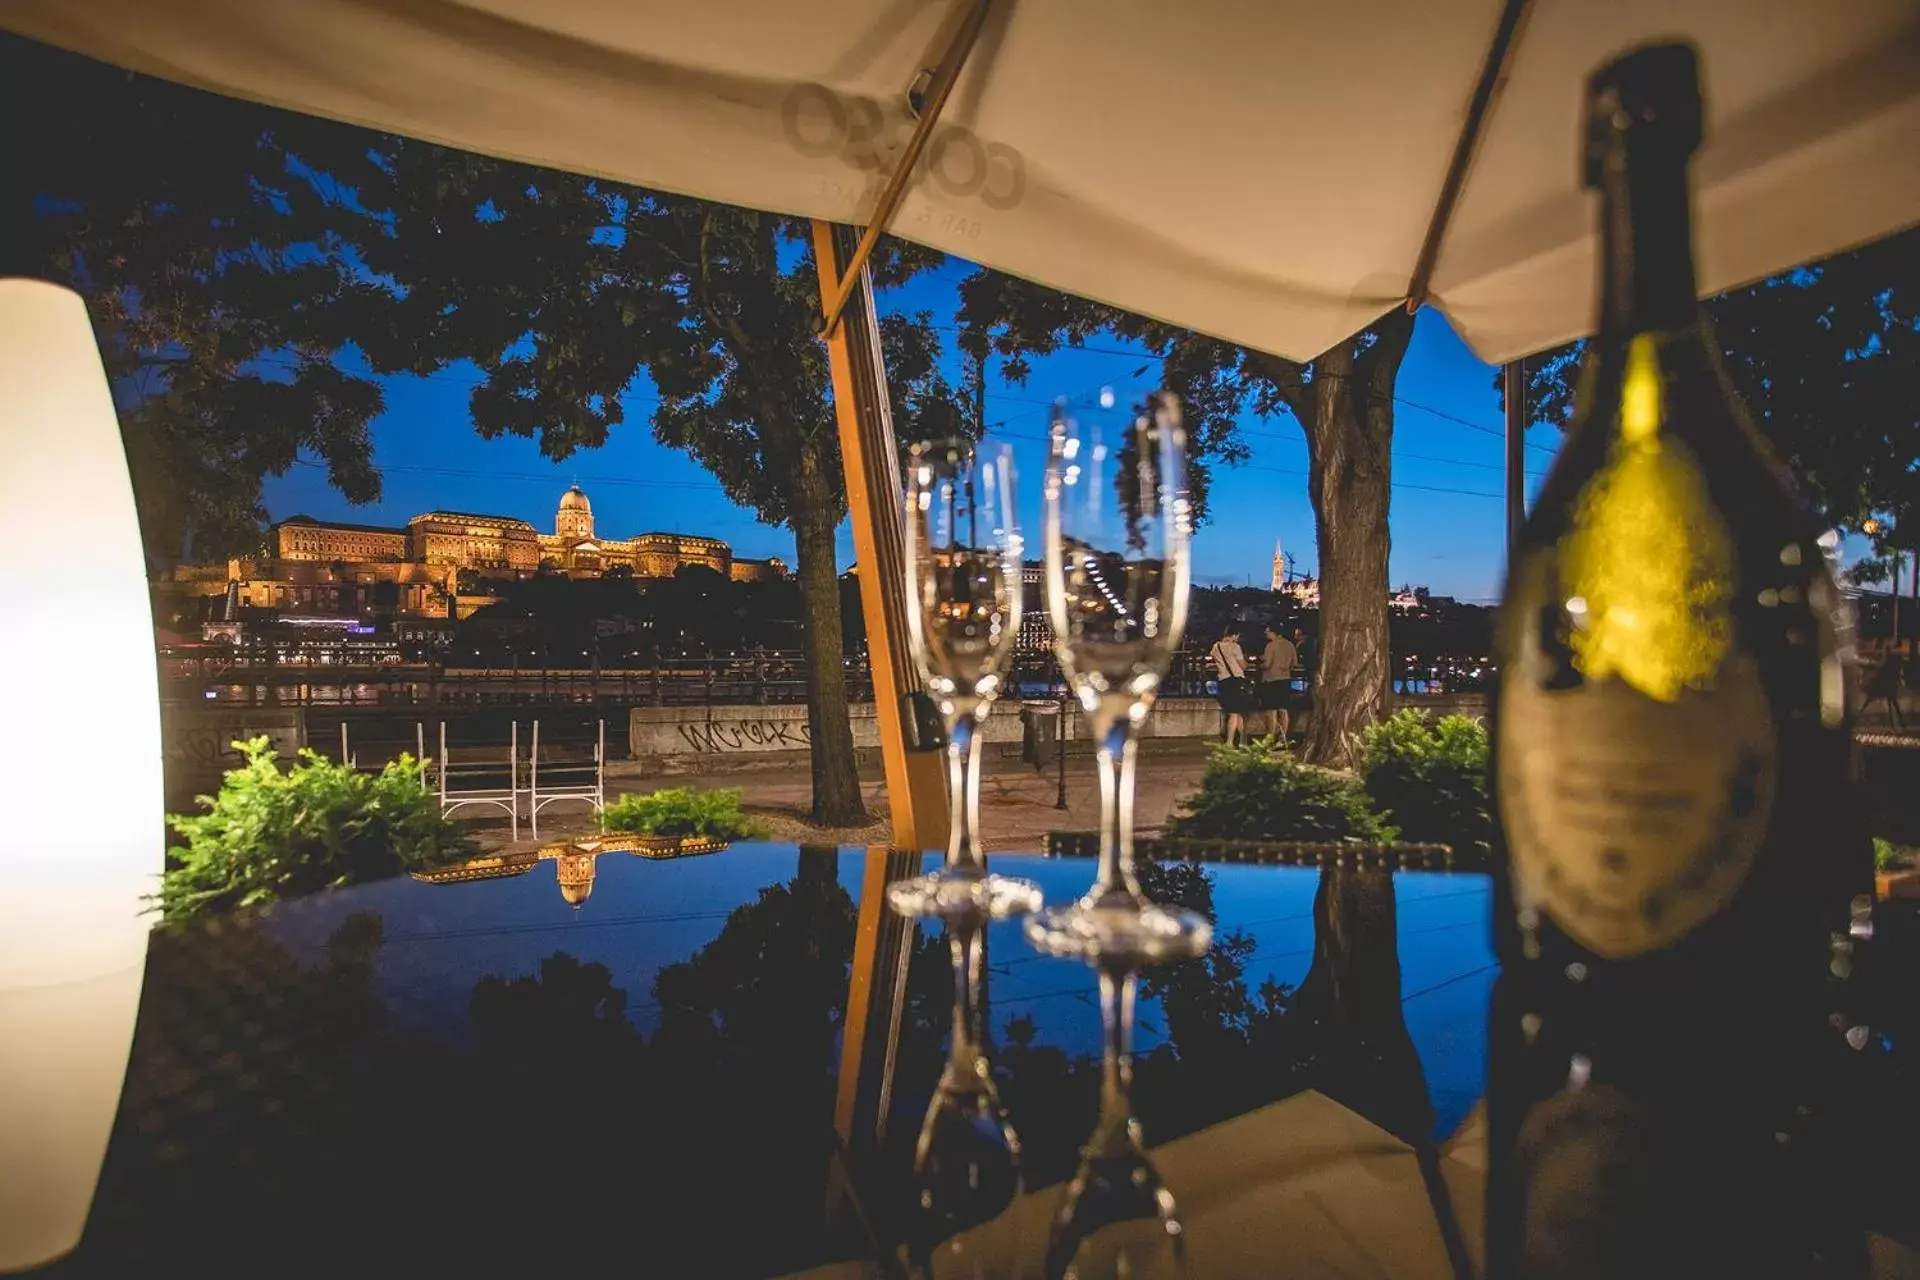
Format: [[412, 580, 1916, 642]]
[[263, 260, 1562, 604]]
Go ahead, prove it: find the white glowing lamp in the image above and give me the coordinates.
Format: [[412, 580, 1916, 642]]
[[0, 279, 160, 1270]]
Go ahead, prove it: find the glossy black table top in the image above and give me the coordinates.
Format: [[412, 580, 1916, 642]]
[[34, 843, 1920, 1276], [30, 844, 1507, 1278]]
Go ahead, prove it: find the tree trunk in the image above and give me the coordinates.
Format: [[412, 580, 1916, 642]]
[[1300, 310, 1416, 765], [790, 439, 868, 827]]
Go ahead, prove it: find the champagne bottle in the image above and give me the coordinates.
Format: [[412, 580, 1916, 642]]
[[1486, 43, 1872, 1278]]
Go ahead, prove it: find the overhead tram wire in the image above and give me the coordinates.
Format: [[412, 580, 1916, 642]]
[[1237, 459, 1508, 500], [926, 320, 1561, 456], [984, 392, 1541, 499], [1234, 422, 1551, 479], [295, 431, 1521, 505], [276, 345, 1540, 504], [288, 457, 729, 494]]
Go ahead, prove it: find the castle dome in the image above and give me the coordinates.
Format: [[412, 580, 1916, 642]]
[[556, 484, 594, 541]]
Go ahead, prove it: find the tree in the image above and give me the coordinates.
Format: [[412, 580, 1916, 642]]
[[327, 156, 964, 826], [1518, 227, 1920, 573], [959, 272, 1416, 762], [5, 35, 395, 564]]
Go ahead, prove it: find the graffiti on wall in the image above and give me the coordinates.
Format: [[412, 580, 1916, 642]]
[[161, 710, 303, 804], [674, 719, 813, 754]]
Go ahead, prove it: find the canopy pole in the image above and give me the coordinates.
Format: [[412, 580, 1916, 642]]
[[1504, 360, 1527, 555], [817, 0, 993, 337], [813, 220, 949, 851], [1403, 0, 1532, 313]]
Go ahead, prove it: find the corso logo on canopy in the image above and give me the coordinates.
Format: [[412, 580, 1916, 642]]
[[780, 84, 1026, 221]]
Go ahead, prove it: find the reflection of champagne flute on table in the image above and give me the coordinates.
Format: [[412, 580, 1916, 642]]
[[1028, 391, 1209, 1280], [886, 441, 1040, 1261], [906, 917, 1023, 1276]]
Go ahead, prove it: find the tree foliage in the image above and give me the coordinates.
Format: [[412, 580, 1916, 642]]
[[1356, 709, 1492, 857], [6, 35, 395, 563], [1518, 227, 1920, 569], [15, 31, 968, 824], [320, 146, 967, 824]]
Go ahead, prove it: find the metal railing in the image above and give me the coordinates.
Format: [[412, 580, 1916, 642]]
[[166, 642, 1508, 708]]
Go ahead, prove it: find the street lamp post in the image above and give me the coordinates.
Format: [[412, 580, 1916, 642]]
[[1864, 519, 1901, 648], [1055, 691, 1069, 811]]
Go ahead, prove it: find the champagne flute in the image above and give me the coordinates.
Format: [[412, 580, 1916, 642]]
[[886, 440, 1043, 922], [1027, 392, 1210, 961], [1028, 391, 1209, 1280]]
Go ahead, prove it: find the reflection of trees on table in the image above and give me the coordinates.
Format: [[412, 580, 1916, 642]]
[[69, 852, 1458, 1277], [990, 860, 1441, 1189], [1287, 865, 1434, 1144]]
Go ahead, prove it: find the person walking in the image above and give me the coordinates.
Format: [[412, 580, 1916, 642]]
[[1257, 622, 1299, 744], [1208, 622, 1252, 746]]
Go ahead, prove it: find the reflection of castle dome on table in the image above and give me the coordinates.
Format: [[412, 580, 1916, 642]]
[[554, 851, 598, 907], [412, 836, 735, 900]]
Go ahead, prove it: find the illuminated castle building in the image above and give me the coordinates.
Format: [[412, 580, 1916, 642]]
[[166, 485, 788, 623]]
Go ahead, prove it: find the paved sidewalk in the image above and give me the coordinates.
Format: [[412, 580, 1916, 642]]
[[473, 739, 1220, 855]]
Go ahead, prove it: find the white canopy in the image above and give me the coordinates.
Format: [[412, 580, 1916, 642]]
[[4, 0, 1917, 363]]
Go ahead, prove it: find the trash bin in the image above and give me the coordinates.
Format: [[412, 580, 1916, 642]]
[[1020, 700, 1061, 766]]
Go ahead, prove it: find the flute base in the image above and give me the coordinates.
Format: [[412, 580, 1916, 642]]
[[908, 1067, 1024, 1268], [887, 866, 1043, 922], [1024, 899, 1212, 967], [1045, 1148, 1185, 1280]]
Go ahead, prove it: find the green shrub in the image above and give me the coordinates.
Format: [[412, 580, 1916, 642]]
[[1877, 838, 1917, 872], [601, 787, 769, 841], [161, 737, 472, 923], [1168, 738, 1390, 843], [1356, 710, 1491, 855]]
